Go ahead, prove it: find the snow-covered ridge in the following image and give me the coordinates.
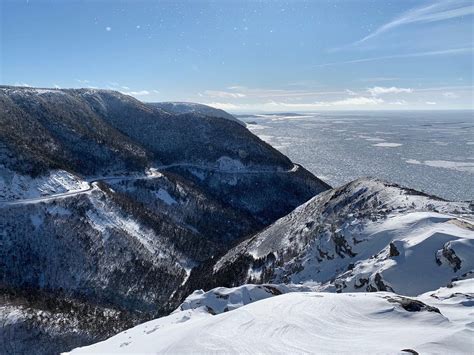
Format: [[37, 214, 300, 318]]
[[213, 178, 473, 296], [67, 279, 474, 354], [0, 86, 66, 96], [176, 283, 311, 315], [0, 85, 113, 97]]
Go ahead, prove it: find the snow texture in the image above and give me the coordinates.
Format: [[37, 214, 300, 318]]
[[68, 279, 474, 354]]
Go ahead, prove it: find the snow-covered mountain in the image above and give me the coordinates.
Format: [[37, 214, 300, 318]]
[[0, 85, 329, 223], [68, 279, 474, 354], [0, 86, 329, 354], [189, 178, 473, 297]]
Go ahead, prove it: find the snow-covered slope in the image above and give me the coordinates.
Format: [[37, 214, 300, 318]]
[[1, 183, 190, 313], [176, 283, 311, 315], [0, 168, 88, 201], [208, 178, 473, 296], [68, 279, 474, 354], [1, 85, 329, 224]]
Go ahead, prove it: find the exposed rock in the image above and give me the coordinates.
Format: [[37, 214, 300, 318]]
[[389, 242, 400, 257], [385, 296, 441, 314]]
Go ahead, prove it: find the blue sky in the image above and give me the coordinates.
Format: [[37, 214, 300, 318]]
[[1, 0, 473, 111]]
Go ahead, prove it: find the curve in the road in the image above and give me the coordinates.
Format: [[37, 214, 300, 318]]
[[0, 163, 300, 206]]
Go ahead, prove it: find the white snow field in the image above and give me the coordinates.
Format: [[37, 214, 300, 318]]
[[0, 169, 88, 201], [68, 280, 474, 354]]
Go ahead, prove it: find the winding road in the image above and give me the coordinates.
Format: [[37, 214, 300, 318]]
[[0, 163, 300, 207]]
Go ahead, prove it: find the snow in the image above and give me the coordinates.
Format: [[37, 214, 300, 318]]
[[34, 175, 471, 354], [406, 159, 474, 173], [0, 169, 88, 201], [87, 194, 172, 256], [0, 305, 27, 325], [406, 159, 422, 164], [67, 280, 474, 354], [1, 87, 66, 96], [246, 123, 271, 130], [214, 178, 473, 296], [46, 205, 72, 216], [372, 142, 403, 147], [146, 167, 163, 178], [30, 214, 44, 228], [177, 284, 306, 315], [422, 160, 474, 173], [155, 188, 177, 205], [331, 212, 474, 295], [189, 169, 206, 180], [358, 135, 386, 142], [34, 88, 65, 95]]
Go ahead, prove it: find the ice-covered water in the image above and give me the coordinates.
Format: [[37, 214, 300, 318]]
[[244, 110, 474, 201]]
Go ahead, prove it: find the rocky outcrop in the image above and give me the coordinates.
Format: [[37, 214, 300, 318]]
[[194, 178, 473, 296]]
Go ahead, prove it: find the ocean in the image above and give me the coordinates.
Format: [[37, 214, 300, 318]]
[[244, 110, 474, 201]]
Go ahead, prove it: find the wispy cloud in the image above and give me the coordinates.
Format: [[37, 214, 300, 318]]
[[389, 100, 408, 105], [205, 86, 346, 99], [359, 77, 400, 82], [205, 96, 384, 111], [103, 82, 160, 97], [315, 47, 473, 67], [326, 97, 384, 106], [368, 86, 413, 96], [354, 0, 474, 45], [121, 90, 150, 96], [119, 89, 160, 97], [107, 82, 133, 91], [416, 85, 473, 92], [203, 90, 246, 98], [202, 85, 473, 111], [14, 82, 31, 87], [206, 102, 240, 110]]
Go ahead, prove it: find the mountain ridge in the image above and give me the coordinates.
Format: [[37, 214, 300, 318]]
[[177, 177, 473, 298], [0, 86, 330, 354]]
